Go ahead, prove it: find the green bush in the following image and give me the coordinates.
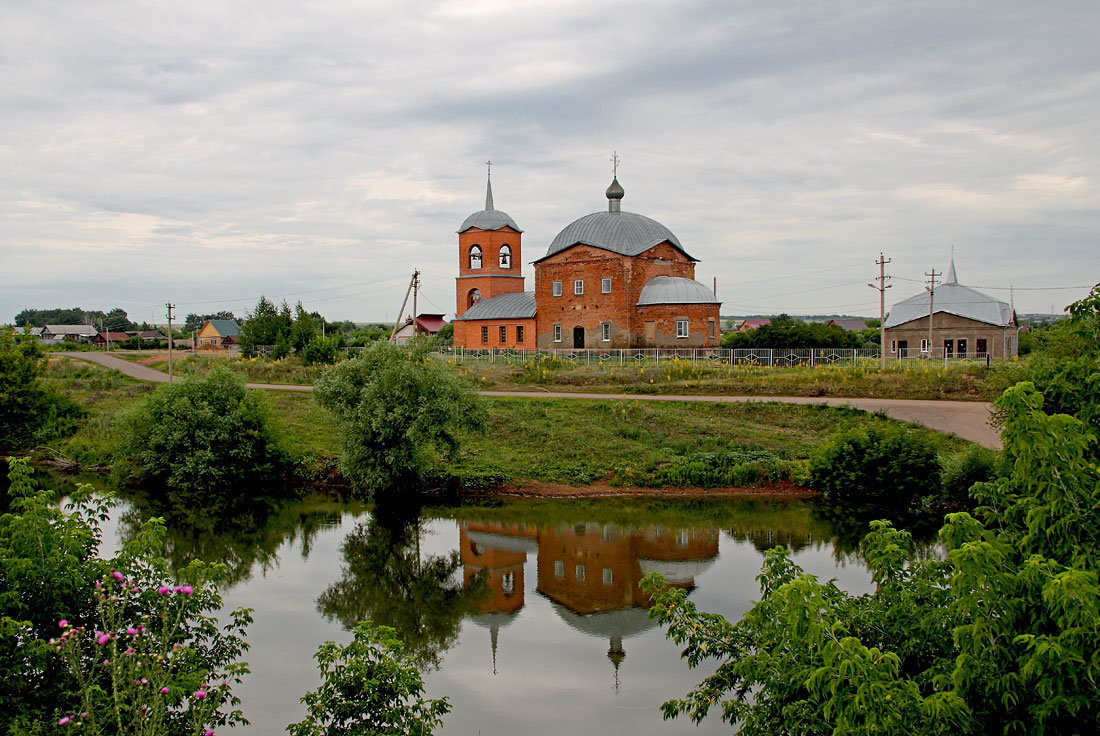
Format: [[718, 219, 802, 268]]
[[302, 336, 339, 365], [0, 327, 85, 453], [940, 444, 999, 508], [288, 622, 450, 736], [808, 424, 942, 508], [117, 365, 289, 510]]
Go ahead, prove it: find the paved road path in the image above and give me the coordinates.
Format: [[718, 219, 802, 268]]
[[62, 352, 1001, 448]]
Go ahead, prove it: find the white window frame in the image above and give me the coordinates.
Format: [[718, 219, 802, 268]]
[[552, 281, 562, 297], [920, 338, 929, 353], [553, 560, 565, 580], [574, 279, 584, 295], [553, 324, 562, 342], [676, 319, 689, 338], [890, 340, 897, 353], [601, 277, 612, 294], [574, 564, 586, 582], [601, 322, 610, 342]]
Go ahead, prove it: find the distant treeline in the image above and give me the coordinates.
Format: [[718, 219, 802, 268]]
[[14, 307, 136, 330], [721, 314, 880, 350]]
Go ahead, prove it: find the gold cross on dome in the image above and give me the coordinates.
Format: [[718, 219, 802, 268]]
[[486, 160, 492, 178]]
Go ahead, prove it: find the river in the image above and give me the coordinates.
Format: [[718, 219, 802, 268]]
[[96, 493, 882, 735]]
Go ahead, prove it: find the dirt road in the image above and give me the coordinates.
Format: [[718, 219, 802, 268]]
[[62, 352, 1001, 448]]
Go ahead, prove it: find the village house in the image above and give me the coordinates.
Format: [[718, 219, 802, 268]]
[[40, 324, 98, 342], [735, 318, 771, 332], [884, 260, 1018, 358], [90, 331, 131, 347], [452, 174, 721, 350], [196, 319, 240, 350], [827, 318, 868, 332], [391, 313, 446, 344]]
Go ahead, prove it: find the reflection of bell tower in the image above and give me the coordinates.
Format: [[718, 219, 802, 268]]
[[455, 165, 525, 318]]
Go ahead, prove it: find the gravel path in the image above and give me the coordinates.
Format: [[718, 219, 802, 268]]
[[61, 352, 1001, 448]]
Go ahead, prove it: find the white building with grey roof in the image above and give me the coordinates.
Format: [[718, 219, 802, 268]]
[[884, 260, 1018, 358]]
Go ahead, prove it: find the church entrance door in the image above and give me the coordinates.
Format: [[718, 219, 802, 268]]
[[573, 327, 585, 348]]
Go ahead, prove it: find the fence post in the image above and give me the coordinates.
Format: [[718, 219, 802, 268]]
[[656, 348, 660, 366]]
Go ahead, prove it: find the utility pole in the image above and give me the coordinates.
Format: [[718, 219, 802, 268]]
[[924, 269, 938, 358], [867, 253, 891, 369], [166, 303, 175, 381], [412, 270, 420, 336], [389, 270, 418, 342]]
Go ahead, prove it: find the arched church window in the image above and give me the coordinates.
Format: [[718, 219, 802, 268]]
[[469, 245, 483, 269], [499, 244, 512, 268], [468, 289, 482, 308]]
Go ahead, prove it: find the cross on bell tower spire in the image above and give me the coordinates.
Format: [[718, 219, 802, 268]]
[[610, 150, 620, 178], [485, 160, 494, 211]]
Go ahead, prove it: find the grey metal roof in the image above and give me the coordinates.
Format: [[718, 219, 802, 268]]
[[457, 175, 523, 233], [456, 291, 537, 321], [636, 276, 720, 306], [537, 210, 695, 262], [458, 209, 523, 234], [884, 263, 1014, 328]]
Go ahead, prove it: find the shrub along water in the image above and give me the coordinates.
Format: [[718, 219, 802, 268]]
[[115, 365, 290, 514]]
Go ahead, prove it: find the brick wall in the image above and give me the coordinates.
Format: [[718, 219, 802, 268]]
[[533, 242, 699, 348], [454, 317, 537, 350], [456, 226, 524, 318], [635, 303, 722, 347]]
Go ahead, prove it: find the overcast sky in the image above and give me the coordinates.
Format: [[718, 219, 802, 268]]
[[3, 0, 1098, 324]]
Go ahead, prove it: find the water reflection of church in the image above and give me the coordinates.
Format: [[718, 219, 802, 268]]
[[459, 521, 718, 684]]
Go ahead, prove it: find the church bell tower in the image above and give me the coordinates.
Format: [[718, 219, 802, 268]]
[[455, 165, 525, 318]]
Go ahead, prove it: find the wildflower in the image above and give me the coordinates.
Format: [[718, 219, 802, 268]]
[[59, 717, 70, 725], [194, 690, 207, 699], [112, 570, 124, 582], [157, 586, 170, 595], [97, 633, 111, 645], [206, 731, 216, 736], [58, 619, 68, 628], [160, 687, 170, 694], [181, 584, 194, 595]]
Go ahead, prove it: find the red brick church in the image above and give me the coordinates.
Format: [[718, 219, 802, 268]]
[[453, 173, 721, 350]]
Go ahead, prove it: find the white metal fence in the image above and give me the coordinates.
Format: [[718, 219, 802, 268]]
[[435, 346, 998, 367]]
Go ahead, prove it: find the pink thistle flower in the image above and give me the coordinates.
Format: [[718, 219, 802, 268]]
[[160, 687, 170, 694], [193, 690, 207, 698], [97, 633, 111, 645], [124, 647, 136, 656], [206, 730, 216, 736], [157, 586, 170, 595], [112, 570, 124, 582], [102, 659, 109, 666], [49, 638, 55, 645], [58, 717, 70, 725], [180, 585, 194, 595], [95, 581, 102, 588], [127, 628, 139, 635], [58, 619, 68, 628], [141, 678, 148, 684]]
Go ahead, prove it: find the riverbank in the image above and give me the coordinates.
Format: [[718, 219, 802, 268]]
[[39, 356, 976, 497]]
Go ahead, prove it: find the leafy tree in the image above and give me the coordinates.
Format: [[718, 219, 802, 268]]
[[116, 365, 289, 512], [434, 322, 453, 345], [239, 296, 292, 355], [183, 311, 236, 333], [0, 327, 84, 453], [291, 302, 320, 354], [721, 318, 863, 350], [316, 508, 486, 668], [643, 381, 1100, 735], [313, 341, 485, 496], [288, 621, 450, 736]]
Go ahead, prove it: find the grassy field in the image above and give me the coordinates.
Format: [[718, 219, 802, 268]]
[[450, 356, 1001, 400], [132, 349, 1010, 401], [43, 357, 975, 490]]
